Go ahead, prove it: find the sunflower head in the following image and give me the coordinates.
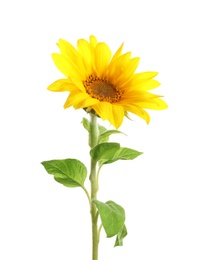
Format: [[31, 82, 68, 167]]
[[48, 35, 167, 128]]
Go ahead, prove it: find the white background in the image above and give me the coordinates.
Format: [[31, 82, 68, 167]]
[[0, 0, 202, 259]]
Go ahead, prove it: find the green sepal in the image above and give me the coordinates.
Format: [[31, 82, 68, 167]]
[[92, 199, 125, 238], [124, 111, 133, 121], [41, 159, 87, 188], [90, 142, 120, 161], [114, 224, 127, 247], [98, 130, 125, 144], [99, 147, 143, 165]]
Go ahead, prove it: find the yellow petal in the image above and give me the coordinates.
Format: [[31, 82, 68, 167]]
[[121, 91, 168, 110], [74, 96, 99, 109], [123, 104, 150, 123], [123, 89, 154, 98], [128, 57, 140, 73], [133, 72, 158, 82], [110, 42, 124, 63], [93, 102, 124, 128], [70, 77, 86, 92], [52, 53, 82, 79], [123, 79, 160, 95], [134, 79, 160, 91], [77, 39, 93, 74], [109, 104, 124, 129], [47, 79, 77, 92], [137, 98, 168, 110], [94, 42, 112, 77], [92, 102, 112, 120], [64, 92, 99, 109], [89, 35, 97, 49], [107, 52, 131, 82], [57, 40, 87, 79], [115, 57, 140, 89]]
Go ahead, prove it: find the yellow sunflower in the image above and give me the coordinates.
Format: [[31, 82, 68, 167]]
[[48, 35, 167, 129]]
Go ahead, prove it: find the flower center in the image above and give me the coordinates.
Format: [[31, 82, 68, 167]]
[[83, 75, 123, 103]]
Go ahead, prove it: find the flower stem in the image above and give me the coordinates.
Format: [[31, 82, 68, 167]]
[[89, 113, 99, 260]]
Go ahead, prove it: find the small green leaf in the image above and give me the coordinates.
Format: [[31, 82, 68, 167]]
[[98, 130, 125, 144], [92, 200, 125, 237], [90, 142, 120, 161], [81, 117, 90, 133], [41, 159, 87, 188], [100, 147, 143, 165], [114, 224, 127, 247], [98, 124, 107, 135]]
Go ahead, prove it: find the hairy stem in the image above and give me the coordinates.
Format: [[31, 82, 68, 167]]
[[89, 113, 99, 260]]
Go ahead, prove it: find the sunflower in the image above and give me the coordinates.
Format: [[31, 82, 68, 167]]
[[48, 35, 167, 129]]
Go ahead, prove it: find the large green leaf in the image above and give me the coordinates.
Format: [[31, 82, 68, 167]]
[[114, 224, 127, 247], [41, 159, 87, 188], [92, 200, 125, 237], [100, 147, 143, 165], [90, 143, 120, 161], [98, 130, 124, 144]]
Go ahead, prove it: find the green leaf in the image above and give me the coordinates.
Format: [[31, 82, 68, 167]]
[[90, 142, 120, 161], [98, 124, 107, 135], [98, 130, 125, 144], [114, 224, 127, 247], [81, 117, 90, 133], [92, 200, 125, 238], [41, 159, 87, 188], [100, 147, 143, 165]]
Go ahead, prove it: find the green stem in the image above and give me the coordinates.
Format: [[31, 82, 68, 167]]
[[89, 113, 99, 260], [96, 165, 102, 192]]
